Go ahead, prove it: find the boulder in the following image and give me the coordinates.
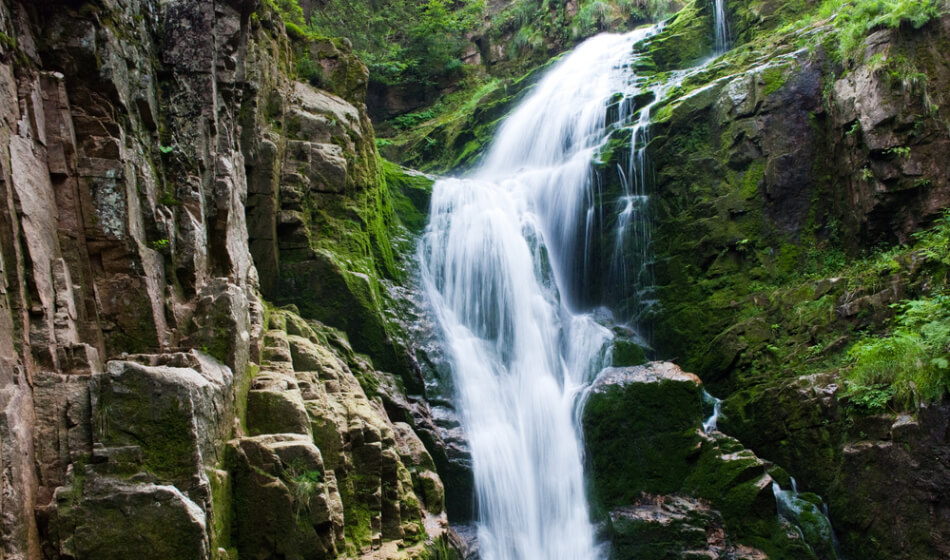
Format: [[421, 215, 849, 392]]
[[53, 476, 210, 560], [90, 352, 233, 484], [583, 362, 822, 559], [246, 374, 313, 437], [228, 434, 345, 560], [608, 495, 768, 560], [584, 362, 704, 509]]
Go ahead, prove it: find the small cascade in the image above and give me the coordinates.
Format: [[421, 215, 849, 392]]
[[701, 390, 722, 432], [772, 479, 841, 560], [714, 0, 730, 53], [605, 68, 694, 341]]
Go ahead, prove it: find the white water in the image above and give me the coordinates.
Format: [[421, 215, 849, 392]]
[[607, 69, 690, 338], [772, 479, 840, 559], [702, 390, 722, 432], [714, 0, 730, 53], [419, 27, 659, 560]]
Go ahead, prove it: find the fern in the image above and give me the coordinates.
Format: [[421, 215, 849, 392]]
[[845, 293, 950, 409]]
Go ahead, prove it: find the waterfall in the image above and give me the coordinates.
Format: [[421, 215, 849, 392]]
[[714, 0, 729, 53], [419, 27, 659, 560], [606, 70, 688, 341], [702, 390, 722, 432], [772, 479, 841, 559]]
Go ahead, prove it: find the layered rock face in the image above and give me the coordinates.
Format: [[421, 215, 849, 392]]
[[608, 1, 950, 558], [0, 0, 451, 558]]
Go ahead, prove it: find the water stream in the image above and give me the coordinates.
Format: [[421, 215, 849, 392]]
[[714, 0, 730, 53], [419, 7, 733, 559], [773, 478, 841, 559], [419, 28, 658, 560]]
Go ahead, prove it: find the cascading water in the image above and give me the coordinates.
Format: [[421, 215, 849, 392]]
[[714, 0, 730, 53], [702, 390, 722, 432], [773, 479, 841, 559], [606, 70, 689, 341], [419, 27, 660, 560]]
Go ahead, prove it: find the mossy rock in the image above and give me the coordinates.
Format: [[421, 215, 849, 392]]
[[246, 385, 312, 436], [610, 339, 649, 367], [278, 250, 420, 392], [583, 363, 705, 512], [382, 159, 435, 234], [639, 0, 714, 71], [53, 475, 210, 560], [228, 434, 344, 559]]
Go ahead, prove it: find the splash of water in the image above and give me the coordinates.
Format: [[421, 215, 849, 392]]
[[772, 479, 841, 559], [419, 27, 660, 560], [702, 390, 722, 432]]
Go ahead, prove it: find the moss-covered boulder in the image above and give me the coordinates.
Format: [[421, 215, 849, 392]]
[[90, 352, 234, 485], [719, 374, 844, 494], [608, 495, 769, 560], [246, 373, 313, 437], [584, 362, 705, 510], [583, 362, 827, 559], [53, 476, 210, 560]]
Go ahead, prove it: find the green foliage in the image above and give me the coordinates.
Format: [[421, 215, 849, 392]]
[[150, 238, 170, 253], [573, 1, 610, 37], [393, 109, 436, 130], [884, 146, 911, 159], [845, 293, 950, 409], [267, 0, 306, 27], [810, 0, 945, 61], [296, 56, 326, 88], [914, 210, 950, 266], [308, 0, 485, 87]]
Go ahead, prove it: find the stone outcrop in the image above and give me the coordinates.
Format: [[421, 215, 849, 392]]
[[620, 2, 950, 558], [583, 362, 833, 559], [721, 376, 950, 559], [0, 0, 453, 558]]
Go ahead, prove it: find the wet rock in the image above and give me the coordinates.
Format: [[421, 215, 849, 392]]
[[584, 362, 819, 559], [719, 373, 843, 493], [608, 495, 768, 560]]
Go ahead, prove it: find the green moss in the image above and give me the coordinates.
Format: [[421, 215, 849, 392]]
[[207, 468, 233, 554], [761, 65, 788, 96], [639, 0, 713, 71], [340, 478, 376, 552], [140, 403, 198, 480], [610, 340, 649, 367], [583, 377, 704, 514], [382, 159, 435, 234], [740, 160, 765, 200], [0, 32, 17, 51]]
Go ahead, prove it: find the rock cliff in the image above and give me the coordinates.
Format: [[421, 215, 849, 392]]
[[621, 1, 950, 558], [0, 0, 454, 558]]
